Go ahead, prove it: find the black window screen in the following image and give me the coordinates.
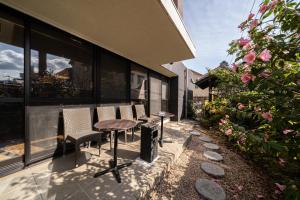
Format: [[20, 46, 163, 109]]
[[100, 51, 129, 102], [30, 23, 93, 100]]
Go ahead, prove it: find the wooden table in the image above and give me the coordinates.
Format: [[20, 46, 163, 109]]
[[152, 112, 175, 148], [94, 119, 136, 183]]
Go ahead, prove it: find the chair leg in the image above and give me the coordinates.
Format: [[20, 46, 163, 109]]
[[110, 131, 113, 150], [75, 142, 80, 167], [124, 130, 127, 143], [131, 128, 134, 142], [98, 138, 101, 156], [63, 140, 66, 156]]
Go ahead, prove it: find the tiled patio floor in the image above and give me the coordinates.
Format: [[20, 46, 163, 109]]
[[0, 120, 198, 200]]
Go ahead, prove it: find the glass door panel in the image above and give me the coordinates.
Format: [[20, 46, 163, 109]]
[[0, 13, 25, 167]]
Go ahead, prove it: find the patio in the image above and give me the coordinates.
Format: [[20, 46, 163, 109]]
[[0, 120, 196, 200]]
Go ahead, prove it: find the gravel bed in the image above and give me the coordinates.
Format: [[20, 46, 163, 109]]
[[148, 128, 275, 200]]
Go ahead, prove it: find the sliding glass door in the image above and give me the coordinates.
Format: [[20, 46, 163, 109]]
[[0, 12, 25, 170]]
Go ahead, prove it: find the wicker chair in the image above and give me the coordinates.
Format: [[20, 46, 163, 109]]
[[96, 106, 116, 150], [63, 108, 101, 167], [135, 104, 149, 122], [119, 105, 141, 142], [135, 104, 159, 124]]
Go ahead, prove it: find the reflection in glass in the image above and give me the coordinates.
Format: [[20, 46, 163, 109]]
[[162, 81, 169, 112], [130, 65, 148, 102], [131, 64, 148, 110], [0, 17, 24, 98], [100, 51, 128, 101], [150, 76, 162, 114], [0, 14, 24, 163], [30, 24, 93, 98]]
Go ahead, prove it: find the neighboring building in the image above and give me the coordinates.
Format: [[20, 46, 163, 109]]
[[0, 1, 196, 176], [189, 69, 209, 101]]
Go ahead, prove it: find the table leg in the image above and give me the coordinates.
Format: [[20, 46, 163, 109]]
[[159, 116, 164, 147], [94, 130, 132, 183]]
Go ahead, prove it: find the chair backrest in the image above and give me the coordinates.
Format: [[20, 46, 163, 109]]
[[135, 104, 146, 119], [63, 108, 92, 137], [119, 105, 134, 120], [97, 106, 116, 121]]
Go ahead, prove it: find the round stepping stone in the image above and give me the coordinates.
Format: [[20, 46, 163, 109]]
[[190, 131, 201, 136], [203, 151, 223, 161], [203, 143, 220, 150], [195, 178, 226, 200], [201, 162, 225, 178], [199, 136, 212, 142]]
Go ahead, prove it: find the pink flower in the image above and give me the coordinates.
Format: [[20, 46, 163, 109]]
[[278, 158, 286, 166], [259, 49, 272, 61], [275, 183, 286, 192], [241, 72, 252, 84], [243, 51, 256, 64], [219, 119, 226, 126], [243, 64, 250, 71], [250, 19, 259, 30], [259, 4, 269, 13], [231, 63, 238, 72], [254, 107, 261, 112], [225, 129, 232, 136], [243, 42, 254, 50], [238, 38, 251, 47], [259, 70, 272, 78], [251, 75, 256, 81], [238, 103, 246, 110], [261, 111, 273, 122], [248, 13, 255, 21], [283, 129, 293, 135], [270, 0, 278, 9]]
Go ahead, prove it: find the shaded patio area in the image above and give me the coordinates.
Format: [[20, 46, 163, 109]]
[[0, 120, 197, 200]]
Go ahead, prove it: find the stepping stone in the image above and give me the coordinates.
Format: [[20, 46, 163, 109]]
[[199, 136, 212, 142], [201, 162, 225, 178], [203, 143, 220, 150], [195, 178, 226, 200], [203, 151, 223, 161], [190, 131, 201, 136]]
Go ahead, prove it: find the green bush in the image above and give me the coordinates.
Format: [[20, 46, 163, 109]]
[[203, 0, 300, 198]]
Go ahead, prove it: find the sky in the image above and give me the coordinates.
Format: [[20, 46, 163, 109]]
[[182, 0, 258, 74]]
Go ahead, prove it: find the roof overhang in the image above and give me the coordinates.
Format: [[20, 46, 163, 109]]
[[1, 0, 195, 78], [195, 74, 218, 89]]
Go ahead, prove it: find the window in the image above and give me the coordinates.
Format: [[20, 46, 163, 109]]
[[162, 80, 169, 112], [30, 23, 93, 100], [131, 63, 148, 113], [0, 15, 24, 98], [0, 12, 24, 164], [100, 51, 129, 102], [150, 76, 161, 114]]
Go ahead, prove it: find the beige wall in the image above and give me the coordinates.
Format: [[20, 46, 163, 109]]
[[190, 70, 209, 98]]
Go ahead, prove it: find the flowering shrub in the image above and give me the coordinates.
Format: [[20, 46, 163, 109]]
[[199, 98, 229, 127], [206, 0, 300, 198]]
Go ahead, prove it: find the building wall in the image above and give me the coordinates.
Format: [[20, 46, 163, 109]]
[[0, 6, 173, 176], [164, 62, 186, 120], [189, 70, 209, 99]]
